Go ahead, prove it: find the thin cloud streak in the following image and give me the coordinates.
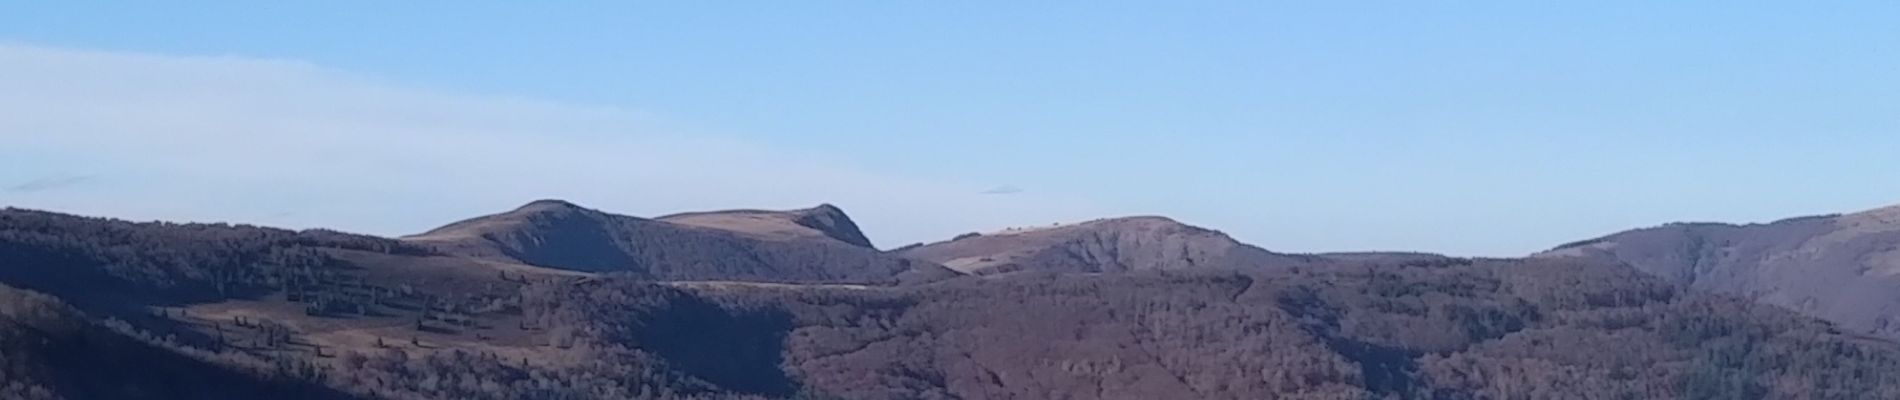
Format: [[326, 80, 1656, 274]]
[[7, 175, 96, 193], [980, 185, 1024, 195], [0, 44, 1118, 245]]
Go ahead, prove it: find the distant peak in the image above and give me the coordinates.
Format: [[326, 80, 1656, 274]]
[[795, 203, 849, 219], [1094, 215, 1184, 224], [790, 203, 874, 248], [1103, 217, 1227, 238], [974, 215, 1218, 239], [515, 199, 587, 213], [1072, 215, 1206, 232]]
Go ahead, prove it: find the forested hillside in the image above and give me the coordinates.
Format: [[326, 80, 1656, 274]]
[[1541, 204, 1900, 339], [2, 206, 1899, 399], [535, 258, 1900, 399]]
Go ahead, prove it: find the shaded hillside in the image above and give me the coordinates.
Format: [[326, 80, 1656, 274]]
[[898, 216, 1322, 275], [407, 200, 955, 284], [0, 283, 353, 400], [658, 204, 875, 248], [1537, 204, 1900, 338], [0, 207, 430, 312]]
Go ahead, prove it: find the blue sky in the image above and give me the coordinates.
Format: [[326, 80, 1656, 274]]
[[1, 2, 1897, 256]]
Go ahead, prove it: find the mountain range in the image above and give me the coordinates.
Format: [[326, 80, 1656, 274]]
[[3, 199, 1900, 399]]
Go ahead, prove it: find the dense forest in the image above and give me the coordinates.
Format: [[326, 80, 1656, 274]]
[[0, 208, 431, 309], [4, 206, 1900, 399], [525, 259, 1900, 399]]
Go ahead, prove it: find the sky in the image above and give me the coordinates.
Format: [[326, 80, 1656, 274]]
[[1, 2, 1897, 256]]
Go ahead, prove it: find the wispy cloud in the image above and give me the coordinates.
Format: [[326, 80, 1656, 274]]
[[980, 185, 1024, 195], [7, 175, 96, 193], [0, 44, 1114, 244]]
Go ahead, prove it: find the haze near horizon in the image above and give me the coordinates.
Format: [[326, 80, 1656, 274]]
[[2, 2, 1897, 256]]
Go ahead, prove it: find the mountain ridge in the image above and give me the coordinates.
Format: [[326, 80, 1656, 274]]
[[405, 200, 954, 284], [898, 215, 1326, 275], [655, 203, 876, 248], [1536, 202, 1900, 339]]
